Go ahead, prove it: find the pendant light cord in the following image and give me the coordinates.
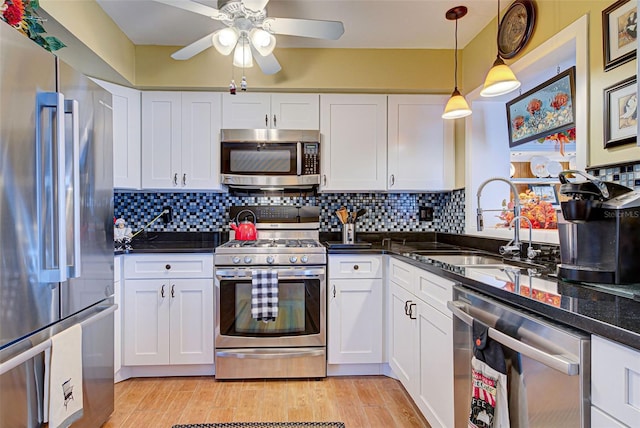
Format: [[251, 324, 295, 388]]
[[454, 17, 459, 89]]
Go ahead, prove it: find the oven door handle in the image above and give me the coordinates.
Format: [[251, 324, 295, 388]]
[[447, 300, 580, 376], [215, 268, 326, 279], [216, 349, 325, 359]]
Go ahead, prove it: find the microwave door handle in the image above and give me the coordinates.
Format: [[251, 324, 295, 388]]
[[296, 142, 302, 175], [447, 301, 580, 376]]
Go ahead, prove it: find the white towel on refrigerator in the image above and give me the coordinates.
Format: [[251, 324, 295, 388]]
[[46, 324, 84, 428]]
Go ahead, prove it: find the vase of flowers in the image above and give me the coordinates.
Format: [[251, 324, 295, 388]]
[[1, 0, 65, 51]]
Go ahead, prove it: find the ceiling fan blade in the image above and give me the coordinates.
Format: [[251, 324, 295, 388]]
[[250, 45, 281, 75], [242, 0, 270, 12], [171, 32, 216, 60], [264, 17, 344, 40], [151, 0, 223, 19]]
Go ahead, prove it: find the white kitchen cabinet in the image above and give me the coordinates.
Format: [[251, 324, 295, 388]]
[[387, 95, 454, 191], [222, 92, 319, 129], [122, 254, 214, 367], [320, 94, 387, 191], [387, 257, 455, 428], [328, 255, 383, 364], [591, 335, 640, 427], [90, 78, 141, 189], [141, 91, 223, 190]]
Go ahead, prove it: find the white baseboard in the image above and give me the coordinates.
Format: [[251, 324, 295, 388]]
[[115, 364, 215, 382]]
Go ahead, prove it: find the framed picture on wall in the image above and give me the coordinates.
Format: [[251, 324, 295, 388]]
[[603, 75, 637, 148], [602, 0, 637, 71], [528, 184, 559, 207], [506, 67, 576, 148]]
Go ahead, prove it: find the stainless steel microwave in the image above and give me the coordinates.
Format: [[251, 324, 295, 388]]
[[220, 129, 320, 190]]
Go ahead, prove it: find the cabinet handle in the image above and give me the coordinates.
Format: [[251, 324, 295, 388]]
[[404, 300, 410, 316], [323, 174, 327, 186], [182, 173, 186, 186], [265, 114, 268, 127], [171, 284, 175, 298], [173, 173, 178, 186], [332, 284, 336, 298], [408, 302, 417, 320], [161, 284, 165, 298], [390, 174, 395, 186], [165, 264, 171, 270], [353, 264, 359, 270], [273, 114, 277, 127]]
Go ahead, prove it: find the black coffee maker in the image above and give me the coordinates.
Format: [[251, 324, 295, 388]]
[[558, 170, 640, 284]]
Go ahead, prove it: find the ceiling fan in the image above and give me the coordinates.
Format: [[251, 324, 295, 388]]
[[152, 0, 345, 75]]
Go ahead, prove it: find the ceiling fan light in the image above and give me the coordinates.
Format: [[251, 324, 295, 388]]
[[233, 38, 254, 68], [480, 56, 521, 97], [442, 88, 472, 119], [212, 27, 239, 55], [249, 28, 276, 56]]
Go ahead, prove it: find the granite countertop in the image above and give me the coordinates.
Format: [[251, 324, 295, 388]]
[[114, 232, 223, 255], [325, 234, 640, 352]]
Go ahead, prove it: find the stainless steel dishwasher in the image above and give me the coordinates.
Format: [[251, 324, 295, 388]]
[[448, 286, 590, 427]]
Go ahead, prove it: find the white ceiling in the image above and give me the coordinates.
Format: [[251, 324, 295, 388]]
[[96, 0, 504, 50]]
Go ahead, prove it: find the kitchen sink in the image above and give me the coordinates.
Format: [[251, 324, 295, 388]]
[[426, 254, 506, 266]]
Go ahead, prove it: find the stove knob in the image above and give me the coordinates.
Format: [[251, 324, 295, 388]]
[[300, 255, 309, 264], [289, 256, 298, 263], [244, 256, 253, 264], [266, 256, 275, 264], [232, 256, 241, 264]]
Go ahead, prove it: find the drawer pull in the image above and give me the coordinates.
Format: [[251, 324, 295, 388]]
[[165, 264, 171, 270], [353, 265, 359, 270]]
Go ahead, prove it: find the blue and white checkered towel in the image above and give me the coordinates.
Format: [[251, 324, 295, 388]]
[[251, 269, 279, 321]]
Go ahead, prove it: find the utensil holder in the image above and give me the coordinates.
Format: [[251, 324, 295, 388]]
[[342, 224, 355, 245]]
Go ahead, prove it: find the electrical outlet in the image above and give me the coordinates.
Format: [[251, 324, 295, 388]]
[[161, 206, 173, 223], [419, 206, 433, 222]]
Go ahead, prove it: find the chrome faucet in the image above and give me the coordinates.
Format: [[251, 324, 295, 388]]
[[476, 177, 522, 256], [509, 215, 541, 260]]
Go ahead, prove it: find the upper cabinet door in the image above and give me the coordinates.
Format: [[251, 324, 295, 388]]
[[141, 92, 182, 189], [387, 95, 454, 192], [270, 93, 319, 129], [222, 93, 270, 129], [320, 94, 387, 192], [181, 92, 222, 190], [222, 93, 319, 129], [90, 78, 141, 190]]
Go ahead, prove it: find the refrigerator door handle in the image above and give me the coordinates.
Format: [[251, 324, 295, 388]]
[[64, 99, 81, 279], [36, 92, 67, 283]]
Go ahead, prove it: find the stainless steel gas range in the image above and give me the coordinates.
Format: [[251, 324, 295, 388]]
[[214, 206, 327, 379]]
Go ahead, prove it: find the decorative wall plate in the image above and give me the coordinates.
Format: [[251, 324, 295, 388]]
[[498, 0, 536, 59]]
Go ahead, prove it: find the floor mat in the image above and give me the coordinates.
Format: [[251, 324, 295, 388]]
[[173, 423, 345, 428]]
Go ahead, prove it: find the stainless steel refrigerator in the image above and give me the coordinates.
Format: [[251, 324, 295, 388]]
[[0, 22, 115, 427]]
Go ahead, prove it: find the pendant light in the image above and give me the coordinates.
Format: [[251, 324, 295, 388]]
[[480, 0, 521, 97], [442, 6, 472, 120]]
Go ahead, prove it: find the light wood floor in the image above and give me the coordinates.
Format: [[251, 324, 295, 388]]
[[103, 375, 430, 428]]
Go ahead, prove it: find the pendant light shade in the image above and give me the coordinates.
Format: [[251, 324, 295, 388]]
[[481, 0, 521, 97], [443, 88, 472, 119], [442, 6, 471, 119], [480, 56, 521, 97]]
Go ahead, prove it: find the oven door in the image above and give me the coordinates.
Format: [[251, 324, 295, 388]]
[[215, 267, 326, 348]]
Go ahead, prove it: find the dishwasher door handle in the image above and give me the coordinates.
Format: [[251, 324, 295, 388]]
[[447, 300, 580, 376]]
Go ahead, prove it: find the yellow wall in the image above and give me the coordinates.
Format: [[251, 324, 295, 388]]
[[462, 0, 640, 168]]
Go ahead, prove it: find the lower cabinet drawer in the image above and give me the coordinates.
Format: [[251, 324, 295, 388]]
[[591, 335, 640, 427], [328, 255, 382, 279], [124, 254, 214, 279]]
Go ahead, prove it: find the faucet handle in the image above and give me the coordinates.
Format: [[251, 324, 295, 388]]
[[499, 244, 520, 256], [526, 246, 541, 260]]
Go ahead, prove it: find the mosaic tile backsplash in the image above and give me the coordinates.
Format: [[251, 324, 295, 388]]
[[588, 162, 640, 189], [114, 190, 466, 234]]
